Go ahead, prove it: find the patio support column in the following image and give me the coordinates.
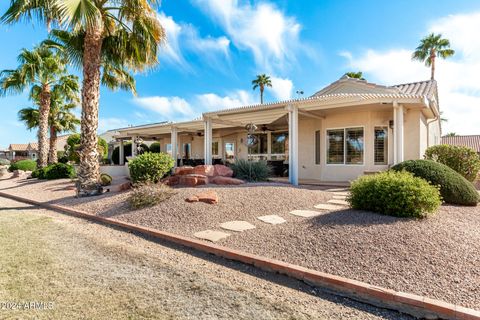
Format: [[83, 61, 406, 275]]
[[119, 140, 125, 165], [131, 135, 138, 157], [171, 127, 178, 168], [204, 117, 213, 165], [393, 102, 404, 164], [288, 104, 299, 186]]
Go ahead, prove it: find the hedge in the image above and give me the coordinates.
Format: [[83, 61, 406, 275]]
[[425, 144, 480, 182]]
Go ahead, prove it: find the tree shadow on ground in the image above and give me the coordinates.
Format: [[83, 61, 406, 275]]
[[307, 208, 413, 227]]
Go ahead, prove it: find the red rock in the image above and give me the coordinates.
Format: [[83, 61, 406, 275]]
[[196, 191, 219, 204], [185, 196, 199, 202], [163, 175, 180, 186], [193, 165, 215, 177], [174, 166, 194, 175], [179, 174, 209, 187], [211, 176, 245, 185], [213, 164, 233, 177]]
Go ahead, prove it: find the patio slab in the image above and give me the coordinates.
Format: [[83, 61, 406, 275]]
[[220, 221, 256, 232], [194, 230, 230, 242], [327, 199, 349, 206], [289, 210, 323, 218], [257, 215, 287, 225], [314, 203, 345, 210]]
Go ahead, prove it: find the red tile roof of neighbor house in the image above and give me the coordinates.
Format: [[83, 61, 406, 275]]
[[8, 142, 38, 151], [441, 135, 480, 153]]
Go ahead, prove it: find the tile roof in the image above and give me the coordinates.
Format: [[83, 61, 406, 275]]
[[27, 142, 38, 150], [393, 80, 437, 100], [8, 143, 29, 151], [441, 135, 480, 153]]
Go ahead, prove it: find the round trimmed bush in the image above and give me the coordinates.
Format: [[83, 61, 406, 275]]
[[31, 167, 47, 179], [349, 171, 442, 218], [391, 160, 479, 206], [8, 159, 37, 172], [149, 142, 161, 153], [425, 144, 480, 182], [100, 173, 112, 186], [128, 152, 174, 184], [44, 163, 76, 180]]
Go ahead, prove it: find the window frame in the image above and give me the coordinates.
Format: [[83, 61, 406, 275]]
[[325, 126, 365, 166], [373, 126, 388, 165]]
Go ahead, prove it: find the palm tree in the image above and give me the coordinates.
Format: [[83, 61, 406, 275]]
[[252, 74, 272, 104], [2, 1, 165, 193], [445, 132, 457, 137], [412, 33, 455, 80], [345, 71, 365, 80], [0, 45, 71, 168]]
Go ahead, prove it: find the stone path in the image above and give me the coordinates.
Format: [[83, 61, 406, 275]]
[[194, 188, 351, 243]]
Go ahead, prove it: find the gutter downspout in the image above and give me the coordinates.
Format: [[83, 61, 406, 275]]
[[426, 99, 440, 148]]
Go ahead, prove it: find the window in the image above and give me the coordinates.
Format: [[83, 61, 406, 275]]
[[327, 127, 364, 165], [225, 142, 235, 161], [166, 144, 172, 155], [315, 130, 321, 165], [271, 132, 288, 154], [248, 133, 268, 154], [212, 141, 219, 156], [374, 127, 388, 165]]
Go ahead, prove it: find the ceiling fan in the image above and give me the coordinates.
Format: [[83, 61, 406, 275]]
[[260, 124, 275, 132]]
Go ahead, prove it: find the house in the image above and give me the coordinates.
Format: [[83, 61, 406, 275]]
[[441, 135, 480, 155], [6, 142, 38, 161], [114, 75, 441, 184]]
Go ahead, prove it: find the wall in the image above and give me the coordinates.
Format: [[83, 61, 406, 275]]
[[403, 109, 421, 160], [100, 165, 129, 177]]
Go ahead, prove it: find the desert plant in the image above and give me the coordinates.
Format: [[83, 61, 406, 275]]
[[128, 183, 175, 209], [424, 144, 480, 182], [349, 171, 442, 218], [128, 152, 174, 184], [149, 142, 161, 153], [44, 163, 75, 180], [111, 143, 150, 165], [391, 160, 479, 206], [8, 159, 37, 172], [230, 159, 272, 182], [65, 134, 108, 164], [31, 167, 47, 179], [100, 173, 112, 186]]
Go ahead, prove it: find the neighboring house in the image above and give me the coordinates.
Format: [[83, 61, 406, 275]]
[[6, 142, 38, 161], [115, 75, 441, 184], [55, 134, 72, 154], [441, 135, 480, 155]]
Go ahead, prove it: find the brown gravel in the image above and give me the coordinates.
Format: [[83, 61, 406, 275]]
[[1, 175, 479, 310]]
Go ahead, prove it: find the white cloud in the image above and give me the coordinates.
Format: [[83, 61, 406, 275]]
[[133, 96, 193, 118], [98, 118, 129, 133], [193, 0, 301, 71], [269, 76, 293, 100], [195, 90, 255, 111], [341, 12, 480, 135]]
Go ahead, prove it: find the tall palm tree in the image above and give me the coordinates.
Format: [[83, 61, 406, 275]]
[[252, 74, 272, 104], [345, 71, 365, 80], [0, 45, 71, 168], [412, 33, 455, 80], [2, 0, 165, 193]]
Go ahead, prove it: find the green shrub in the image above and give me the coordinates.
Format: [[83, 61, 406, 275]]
[[31, 167, 47, 179], [44, 163, 76, 180], [348, 171, 442, 218], [128, 183, 175, 209], [230, 159, 272, 182], [8, 159, 37, 172], [100, 173, 112, 186], [128, 152, 174, 184], [66, 134, 108, 163], [425, 144, 480, 182], [0, 158, 10, 166], [391, 160, 479, 206], [149, 142, 161, 153], [112, 142, 150, 165]]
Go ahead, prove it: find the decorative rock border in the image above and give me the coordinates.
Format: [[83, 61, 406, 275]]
[[0, 190, 478, 320]]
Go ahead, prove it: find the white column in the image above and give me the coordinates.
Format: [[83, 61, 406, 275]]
[[204, 117, 213, 165], [171, 127, 178, 168], [119, 140, 125, 165], [131, 135, 138, 157], [393, 103, 404, 164], [288, 104, 299, 185]]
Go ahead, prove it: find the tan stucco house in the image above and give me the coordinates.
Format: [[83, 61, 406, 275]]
[[6, 142, 38, 161], [114, 76, 441, 184]]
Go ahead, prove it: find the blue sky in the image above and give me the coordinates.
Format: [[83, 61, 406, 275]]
[[1, 0, 480, 148]]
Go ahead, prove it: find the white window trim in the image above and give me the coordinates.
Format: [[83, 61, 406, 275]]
[[325, 126, 365, 166], [373, 125, 389, 166]]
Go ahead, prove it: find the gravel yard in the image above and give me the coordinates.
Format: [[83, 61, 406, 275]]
[[1, 175, 479, 310], [0, 196, 411, 319]]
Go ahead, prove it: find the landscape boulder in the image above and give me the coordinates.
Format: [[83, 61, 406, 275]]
[[185, 191, 218, 204], [210, 176, 244, 185], [213, 164, 233, 177], [174, 166, 194, 175], [193, 165, 215, 177], [179, 174, 209, 187], [12, 170, 25, 178]]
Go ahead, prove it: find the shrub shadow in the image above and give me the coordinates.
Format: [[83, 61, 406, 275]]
[[308, 208, 412, 227]]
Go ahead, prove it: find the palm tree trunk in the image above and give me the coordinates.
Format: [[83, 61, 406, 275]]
[[260, 85, 264, 104], [78, 26, 103, 193], [38, 86, 51, 168], [48, 126, 57, 164], [430, 50, 436, 80]]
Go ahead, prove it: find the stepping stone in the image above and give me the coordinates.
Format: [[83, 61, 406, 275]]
[[194, 230, 230, 242], [219, 221, 256, 232], [257, 215, 286, 225], [289, 210, 322, 218], [325, 188, 349, 192], [314, 203, 345, 210], [332, 195, 346, 200], [327, 199, 349, 206], [332, 191, 349, 196]]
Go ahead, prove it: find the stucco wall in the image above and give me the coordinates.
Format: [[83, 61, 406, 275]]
[[404, 109, 421, 160]]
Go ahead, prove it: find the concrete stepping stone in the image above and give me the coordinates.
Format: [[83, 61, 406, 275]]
[[257, 215, 286, 225], [325, 188, 349, 192], [194, 230, 230, 242], [289, 210, 323, 218], [327, 199, 349, 206], [314, 203, 345, 210], [332, 195, 347, 200], [219, 221, 256, 232], [332, 191, 349, 196]]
